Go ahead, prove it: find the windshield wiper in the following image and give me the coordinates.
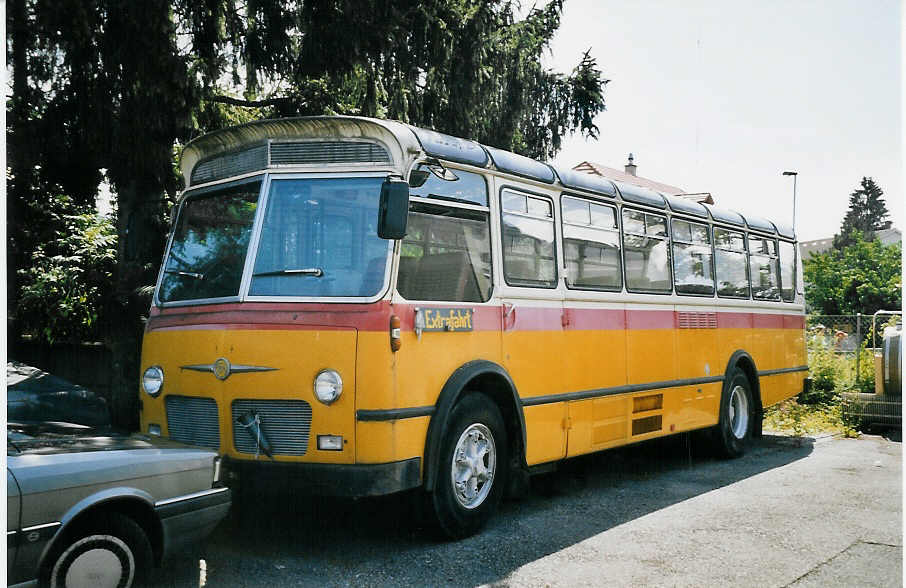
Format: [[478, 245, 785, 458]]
[[164, 269, 205, 280], [253, 268, 324, 278]]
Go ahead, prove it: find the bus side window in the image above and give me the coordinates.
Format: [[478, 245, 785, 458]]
[[714, 227, 749, 298], [749, 235, 781, 300], [397, 166, 492, 302], [622, 209, 671, 293], [778, 240, 796, 302], [672, 218, 714, 296], [500, 189, 557, 288], [561, 195, 622, 291]]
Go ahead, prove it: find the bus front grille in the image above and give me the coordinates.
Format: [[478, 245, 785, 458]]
[[165, 396, 221, 449], [231, 399, 313, 456]]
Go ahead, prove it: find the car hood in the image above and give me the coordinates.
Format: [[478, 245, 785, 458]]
[[7, 431, 218, 499], [8, 427, 207, 456]]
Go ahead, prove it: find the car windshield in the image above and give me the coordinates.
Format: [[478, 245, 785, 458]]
[[7, 361, 111, 436], [248, 176, 390, 298]]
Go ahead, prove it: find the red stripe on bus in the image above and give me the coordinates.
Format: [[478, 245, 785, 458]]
[[716, 312, 752, 329], [626, 309, 676, 330], [147, 301, 804, 333], [568, 308, 627, 330], [752, 313, 784, 329]]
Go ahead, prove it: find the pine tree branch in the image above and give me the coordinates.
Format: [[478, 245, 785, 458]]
[[209, 95, 296, 108]]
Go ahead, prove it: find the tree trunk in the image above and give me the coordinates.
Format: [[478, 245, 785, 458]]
[[107, 180, 165, 431]]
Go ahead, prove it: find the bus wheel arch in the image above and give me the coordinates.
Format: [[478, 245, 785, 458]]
[[722, 351, 764, 445], [423, 361, 526, 494]]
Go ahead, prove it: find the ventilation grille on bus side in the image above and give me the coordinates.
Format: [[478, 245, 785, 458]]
[[190, 141, 391, 185], [631, 415, 662, 436], [232, 399, 313, 456], [677, 311, 717, 329], [165, 396, 221, 449]]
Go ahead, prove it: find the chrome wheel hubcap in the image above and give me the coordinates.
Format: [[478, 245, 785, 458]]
[[451, 423, 496, 509], [728, 384, 750, 439]]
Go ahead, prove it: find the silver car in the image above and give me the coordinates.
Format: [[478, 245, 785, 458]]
[[7, 362, 231, 587]]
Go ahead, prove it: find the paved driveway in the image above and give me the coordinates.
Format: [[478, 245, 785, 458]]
[[150, 433, 901, 587]]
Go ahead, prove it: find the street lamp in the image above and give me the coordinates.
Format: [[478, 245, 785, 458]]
[[782, 171, 798, 234]]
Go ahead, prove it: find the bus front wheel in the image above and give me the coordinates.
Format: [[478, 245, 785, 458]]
[[713, 369, 754, 458], [430, 393, 507, 539]]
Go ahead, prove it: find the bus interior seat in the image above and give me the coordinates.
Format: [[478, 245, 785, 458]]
[[401, 251, 482, 302]]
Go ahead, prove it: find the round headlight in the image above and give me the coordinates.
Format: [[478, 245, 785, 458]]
[[142, 366, 164, 397], [314, 369, 343, 405]]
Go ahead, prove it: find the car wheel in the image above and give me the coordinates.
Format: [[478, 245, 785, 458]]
[[430, 393, 507, 539], [47, 512, 152, 588], [713, 369, 754, 458]]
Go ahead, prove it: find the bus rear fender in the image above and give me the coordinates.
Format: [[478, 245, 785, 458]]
[[725, 350, 763, 438], [423, 360, 527, 492]]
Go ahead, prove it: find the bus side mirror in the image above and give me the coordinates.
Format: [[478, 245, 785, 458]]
[[378, 179, 409, 239]]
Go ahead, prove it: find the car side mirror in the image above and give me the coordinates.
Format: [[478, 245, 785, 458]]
[[378, 178, 409, 240]]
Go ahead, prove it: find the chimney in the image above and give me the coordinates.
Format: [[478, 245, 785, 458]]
[[625, 153, 637, 176]]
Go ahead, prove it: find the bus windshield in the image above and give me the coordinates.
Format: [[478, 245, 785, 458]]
[[159, 179, 262, 303], [248, 176, 389, 298], [158, 175, 390, 303]]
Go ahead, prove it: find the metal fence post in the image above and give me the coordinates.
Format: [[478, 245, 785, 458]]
[[855, 312, 861, 383]]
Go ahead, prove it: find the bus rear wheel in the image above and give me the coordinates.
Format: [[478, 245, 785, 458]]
[[431, 393, 507, 539], [713, 369, 754, 458]]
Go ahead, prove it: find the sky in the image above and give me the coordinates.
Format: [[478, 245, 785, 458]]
[[546, 0, 903, 242]]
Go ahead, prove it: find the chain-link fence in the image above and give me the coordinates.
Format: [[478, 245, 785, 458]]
[[806, 312, 903, 428]]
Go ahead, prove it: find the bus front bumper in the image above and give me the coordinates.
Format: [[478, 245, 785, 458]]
[[222, 456, 422, 497]]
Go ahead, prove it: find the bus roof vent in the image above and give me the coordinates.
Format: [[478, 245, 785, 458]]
[[269, 141, 391, 166], [189, 140, 391, 186], [191, 144, 268, 185]]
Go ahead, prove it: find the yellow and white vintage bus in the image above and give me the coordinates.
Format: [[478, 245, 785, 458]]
[[139, 117, 806, 537]]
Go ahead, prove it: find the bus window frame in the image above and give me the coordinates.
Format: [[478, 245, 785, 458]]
[[620, 205, 673, 295], [712, 224, 752, 300], [670, 215, 717, 298], [559, 193, 623, 293], [778, 238, 798, 303], [395, 194, 495, 304], [746, 232, 782, 302], [154, 173, 269, 308], [498, 185, 560, 290], [239, 171, 396, 305]]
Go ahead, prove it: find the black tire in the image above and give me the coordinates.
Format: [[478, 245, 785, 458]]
[[430, 393, 508, 539], [713, 369, 755, 458], [44, 512, 152, 588]]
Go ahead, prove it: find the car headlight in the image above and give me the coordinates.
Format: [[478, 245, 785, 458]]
[[142, 366, 164, 397], [314, 369, 343, 405]]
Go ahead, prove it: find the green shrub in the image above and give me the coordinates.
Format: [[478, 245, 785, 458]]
[[802, 331, 846, 404], [16, 211, 117, 344]]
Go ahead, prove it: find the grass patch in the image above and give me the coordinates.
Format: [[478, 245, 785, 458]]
[[764, 398, 859, 438]]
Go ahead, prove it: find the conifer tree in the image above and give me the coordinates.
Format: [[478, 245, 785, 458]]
[[833, 177, 892, 248]]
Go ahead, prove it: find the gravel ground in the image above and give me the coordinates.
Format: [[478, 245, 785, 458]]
[[148, 431, 901, 588]]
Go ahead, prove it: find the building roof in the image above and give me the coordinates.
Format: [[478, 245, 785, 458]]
[[573, 160, 684, 195], [799, 228, 901, 258], [572, 161, 713, 204]]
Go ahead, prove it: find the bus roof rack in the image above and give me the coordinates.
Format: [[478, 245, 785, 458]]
[[484, 145, 556, 184]]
